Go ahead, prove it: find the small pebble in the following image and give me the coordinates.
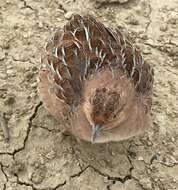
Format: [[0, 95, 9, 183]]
[[34, 162, 40, 169], [168, 12, 178, 25], [169, 18, 177, 25], [159, 24, 168, 32], [171, 137, 175, 142], [103, 177, 108, 183], [64, 11, 74, 20], [38, 22, 43, 28], [111, 151, 116, 156], [7, 65, 13, 70], [31, 82, 38, 88], [150, 153, 160, 164], [138, 156, 144, 161], [13, 24, 19, 30], [143, 47, 151, 54], [29, 92, 36, 98], [57, 18, 62, 22], [7, 70, 14, 75]]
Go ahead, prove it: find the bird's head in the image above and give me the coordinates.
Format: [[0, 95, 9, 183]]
[[83, 68, 133, 143], [89, 87, 121, 142]]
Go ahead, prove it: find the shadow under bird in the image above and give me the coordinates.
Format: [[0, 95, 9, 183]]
[[38, 14, 154, 143]]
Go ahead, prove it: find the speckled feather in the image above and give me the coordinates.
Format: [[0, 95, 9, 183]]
[[39, 14, 154, 143]]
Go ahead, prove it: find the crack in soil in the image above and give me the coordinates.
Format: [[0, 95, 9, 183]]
[[20, 0, 34, 10], [89, 165, 132, 183], [36, 125, 61, 133], [0, 162, 8, 182], [70, 165, 90, 178], [0, 101, 42, 157], [58, 3, 67, 13], [70, 164, 132, 189], [0, 162, 8, 190], [143, 41, 178, 58], [3, 184, 6, 190], [71, 144, 133, 185], [132, 176, 149, 190], [14, 163, 133, 190], [144, 1, 152, 33], [15, 173, 66, 190], [13, 101, 42, 158], [158, 161, 178, 168], [124, 141, 178, 190]]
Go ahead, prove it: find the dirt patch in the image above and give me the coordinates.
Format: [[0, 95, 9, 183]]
[[0, 0, 178, 189]]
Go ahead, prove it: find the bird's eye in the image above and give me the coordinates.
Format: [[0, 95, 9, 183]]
[[113, 114, 117, 119]]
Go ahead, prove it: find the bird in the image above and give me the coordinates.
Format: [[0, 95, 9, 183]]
[[38, 14, 154, 143]]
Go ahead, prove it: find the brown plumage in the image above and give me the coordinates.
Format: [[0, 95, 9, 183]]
[[38, 14, 154, 143]]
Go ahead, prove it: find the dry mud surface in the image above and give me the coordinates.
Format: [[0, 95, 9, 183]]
[[0, 0, 178, 189]]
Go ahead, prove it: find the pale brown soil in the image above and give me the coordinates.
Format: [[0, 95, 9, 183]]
[[0, 0, 178, 189]]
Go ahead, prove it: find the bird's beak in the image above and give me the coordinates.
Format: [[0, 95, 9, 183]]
[[91, 124, 103, 143]]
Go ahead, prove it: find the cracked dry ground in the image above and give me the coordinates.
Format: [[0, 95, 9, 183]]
[[0, 0, 178, 189]]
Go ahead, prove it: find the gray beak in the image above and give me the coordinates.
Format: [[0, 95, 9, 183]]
[[91, 124, 102, 143]]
